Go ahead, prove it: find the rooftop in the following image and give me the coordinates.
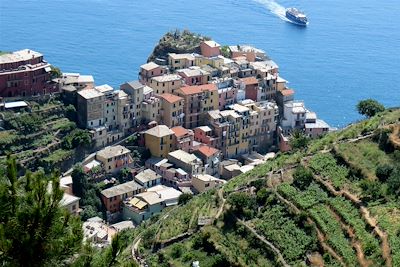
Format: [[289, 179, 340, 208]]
[[230, 103, 250, 113], [60, 193, 80, 207], [171, 126, 191, 138], [4, 101, 28, 109], [179, 83, 217, 95], [135, 185, 182, 206], [95, 84, 114, 94], [195, 126, 212, 132], [101, 181, 143, 199], [122, 80, 144, 90], [135, 169, 161, 184], [140, 62, 159, 71], [151, 74, 182, 83], [240, 77, 259, 85], [78, 88, 104, 100], [158, 93, 183, 103], [280, 89, 295, 96], [194, 174, 222, 182], [0, 49, 42, 64], [196, 145, 219, 158], [168, 149, 200, 164], [168, 53, 196, 60], [96, 145, 131, 159], [110, 221, 135, 231], [144, 125, 174, 137], [229, 45, 265, 54], [285, 101, 306, 114], [177, 67, 210, 77], [203, 40, 221, 48], [305, 119, 330, 129]]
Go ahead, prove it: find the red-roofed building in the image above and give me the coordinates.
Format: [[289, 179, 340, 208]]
[[194, 145, 221, 176], [157, 93, 184, 128], [171, 126, 194, 152], [200, 41, 221, 58], [176, 84, 219, 129]]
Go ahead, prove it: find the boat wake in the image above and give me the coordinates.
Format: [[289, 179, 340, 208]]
[[253, 0, 291, 23]]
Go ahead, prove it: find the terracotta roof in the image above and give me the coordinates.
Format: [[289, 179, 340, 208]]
[[240, 77, 259, 85], [197, 145, 219, 157], [171, 126, 190, 138], [280, 89, 295, 96], [179, 84, 217, 95], [158, 93, 183, 103]]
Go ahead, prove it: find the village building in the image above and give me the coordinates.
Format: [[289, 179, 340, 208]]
[[192, 174, 225, 193], [157, 93, 185, 128], [168, 53, 196, 70], [200, 40, 221, 58], [100, 181, 144, 213], [171, 126, 194, 152], [149, 74, 183, 94], [194, 145, 221, 176], [95, 145, 133, 174], [139, 62, 167, 84], [167, 149, 204, 177], [133, 168, 162, 188], [0, 49, 58, 97], [144, 125, 175, 158], [176, 83, 219, 129]]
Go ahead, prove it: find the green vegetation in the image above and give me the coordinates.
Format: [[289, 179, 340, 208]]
[[357, 99, 385, 118], [0, 157, 83, 266], [220, 45, 230, 58]]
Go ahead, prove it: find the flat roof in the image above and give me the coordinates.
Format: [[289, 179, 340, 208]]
[[195, 126, 212, 132], [168, 53, 195, 60], [136, 185, 182, 205], [203, 40, 221, 47], [96, 145, 130, 159], [230, 103, 250, 113], [78, 88, 104, 99], [101, 181, 143, 198], [305, 119, 330, 129], [60, 193, 80, 206], [194, 174, 221, 182], [95, 84, 114, 94], [177, 67, 209, 77], [151, 74, 182, 83], [0, 49, 42, 64], [4, 101, 28, 109]]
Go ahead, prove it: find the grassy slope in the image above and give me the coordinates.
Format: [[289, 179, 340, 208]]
[[97, 109, 400, 267]]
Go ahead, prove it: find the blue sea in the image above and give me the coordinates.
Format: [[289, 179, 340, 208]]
[[1, 0, 399, 127]]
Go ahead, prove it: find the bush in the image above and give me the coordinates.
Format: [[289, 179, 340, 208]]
[[178, 193, 193, 205], [387, 167, 400, 196], [293, 166, 313, 190], [357, 99, 385, 118], [227, 192, 256, 219], [290, 130, 310, 150]]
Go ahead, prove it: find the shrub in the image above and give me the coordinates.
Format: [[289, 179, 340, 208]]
[[178, 193, 193, 205], [293, 165, 313, 190]]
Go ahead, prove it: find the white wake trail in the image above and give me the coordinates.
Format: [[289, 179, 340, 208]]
[[253, 0, 290, 22]]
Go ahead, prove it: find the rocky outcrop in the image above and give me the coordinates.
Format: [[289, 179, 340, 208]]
[[147, 29, 210, 62]]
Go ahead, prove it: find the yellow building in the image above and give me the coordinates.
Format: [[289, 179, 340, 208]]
[[168, 53, 195, 70], [144, 125, 175, 158], [192, 174, 225, 193], [95, 145, 132, 174], [158, 93, 185, 127], [149, 74, 183, 94]]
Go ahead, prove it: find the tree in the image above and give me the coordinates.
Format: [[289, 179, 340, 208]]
[[81, 206, 100, 221], [50, 65, 62, 79], [71, 165, 89, 198], [290, 130, 310, 150], [256, 188, 269, 205], [357, 99, 385, 118], [227, 192, 256, 219], [0, 156, 82, 266], [65, 104, 77, 122], [62, 129, 92, 149], [293, 166, 313, 190], [220, 45, 231, 58], [178, 193, 193, 205], [360, 179, 383, 201], [118, 167, 131, 183]]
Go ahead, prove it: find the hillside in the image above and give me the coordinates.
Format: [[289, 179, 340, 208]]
[[84, 108, 400, 267], [147, 29, 210, 62]]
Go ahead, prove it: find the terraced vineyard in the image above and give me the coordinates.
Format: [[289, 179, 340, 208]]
[[76, 109, 399, 267]]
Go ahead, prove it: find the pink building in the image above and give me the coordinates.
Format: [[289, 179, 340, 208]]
[[200, 41, 221, 58], [218, 87, 237, 110], [194, 126, 219, 148], [171, 126, 194, 152], [139, 62, 167, 84]]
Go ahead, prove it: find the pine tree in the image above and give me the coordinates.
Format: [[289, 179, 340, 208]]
[[0, 156, 83, 267]]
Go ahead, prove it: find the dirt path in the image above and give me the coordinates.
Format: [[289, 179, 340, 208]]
[[311, 173, 392, 267], [214, 188, 226, 220], [327, 206, 370, 267], [275, 192, 346, 266]]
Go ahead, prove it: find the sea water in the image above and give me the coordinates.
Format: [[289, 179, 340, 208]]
[[1, 0, 399, 127]]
